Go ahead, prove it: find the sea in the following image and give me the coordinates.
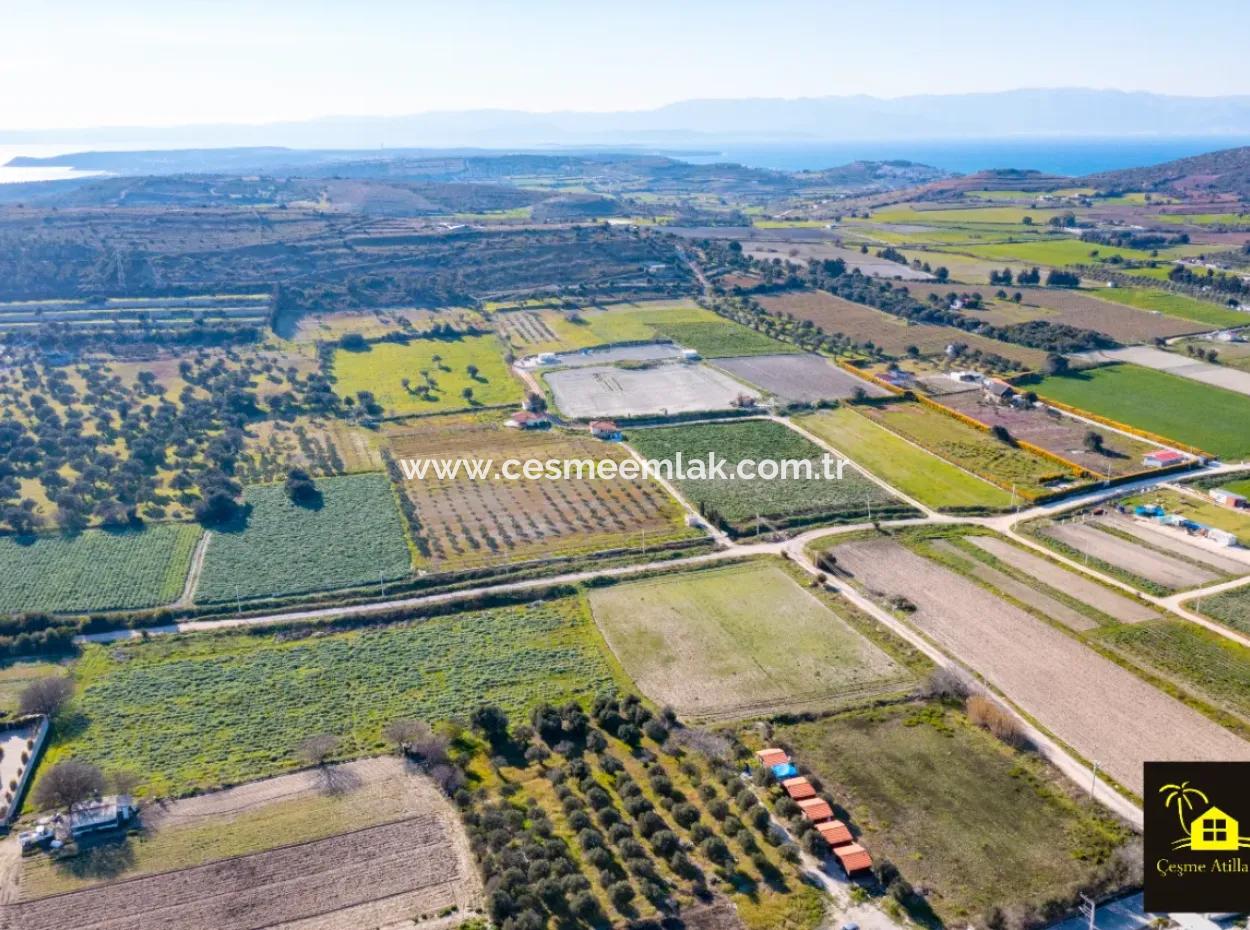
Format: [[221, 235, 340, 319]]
[[2, 136, 1250, 184]]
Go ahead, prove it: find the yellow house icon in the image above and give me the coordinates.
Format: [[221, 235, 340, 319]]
[[1191, 807, 1240, 852]]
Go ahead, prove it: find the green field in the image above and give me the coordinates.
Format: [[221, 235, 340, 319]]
[[798, 407, 1014, 512], [332, 333, 522, 416], [1030, 364, 1250, 460], [44, 596, 618, 796], [626, 419, 912, 532], [856, 401, 1066, 496], [0, 659, 66, 714], [588, 561, 912, 719], [948, 238, 1159, 266], [195, 473, 412, 603], [778, 703, 1132, 926], [1195, 583, 1250, 637], [1091, 287, 1249, 328], [653, 319, 797, 357], [0, 524, 200, 613], [1121, 487, 1250, 545], [1095, 619, 1250, 723]]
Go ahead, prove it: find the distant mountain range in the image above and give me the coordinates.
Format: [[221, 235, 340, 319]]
[[6, 89, 1250, 149]]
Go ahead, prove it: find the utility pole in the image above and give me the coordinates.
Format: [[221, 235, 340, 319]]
[[234, 582, 242, 616], [1089, 760, 1100, 799]]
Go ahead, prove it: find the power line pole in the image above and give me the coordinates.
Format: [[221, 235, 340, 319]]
[[1089, 760, 1100, 799]]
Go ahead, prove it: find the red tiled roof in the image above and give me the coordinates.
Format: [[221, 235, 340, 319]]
[[833, 842, 873, 873], [755, 748, 790, 767], [782, 777, 816, 800], [589, 420, 619, 430], [797, 797, 834, 822], [510, 410, 545, 423], [1146, 449, 1186, 463], [816, 819, 853, 847]]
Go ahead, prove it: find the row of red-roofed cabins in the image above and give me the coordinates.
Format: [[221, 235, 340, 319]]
[[754, 748, 873, 877]]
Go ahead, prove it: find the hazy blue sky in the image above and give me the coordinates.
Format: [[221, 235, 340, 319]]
[[4, 0, 1249, 129]]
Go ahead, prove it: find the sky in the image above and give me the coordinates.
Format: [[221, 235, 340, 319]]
[[3, 0, 1250, 130]]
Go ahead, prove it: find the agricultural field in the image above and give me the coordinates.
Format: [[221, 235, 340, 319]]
[[0, 659, 66, 715], [194, 473, 412, 604], [289, 305, 480, 343], [9, 815, 474, 930], [588, 561, 913, 719], [1196, 582, 1250, 636], [43, 595, 619, 796], [498, 300, 794, 358], [936, 387, 1163, 478], [0, 523, 200, 614], [17, 757, 476, 904], [712, 353, 888, 403], [943, 237, 1167, 267], [797, 407, 1014, 512], [826, 536, 1250, 794], [911, 283, 1205, 342], [627, 419, 913, 533], [778, 702, 1135, 927], [756, 289, 1047, 367], [1028, 363, 1250, 460], [1074, 345, 1250, 397], [386, 416, 695, 569], [1120, 486, 1250, 546], [331, 333, 522, 416], [545, 362, 747, 418], [855, 400, 1072, 497], [1089, 285, 1250, 329]]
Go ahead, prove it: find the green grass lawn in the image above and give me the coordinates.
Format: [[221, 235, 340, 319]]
[[626, 419, 912, 532], [856, 401, 1067, 496], [948, 238, 1159, 267], [195, 473, 412, 604], [1090, 287, 1249, 329], [43, 595, 619, 797], [332, 333, 522, 416], [1030, 364, 1250, 460], [588, 561, 911, 719], [0, 523, 200, 613], [552, 302, 796, 357], [778, 703, 1133, 926], [798, 407, 1014, 512]]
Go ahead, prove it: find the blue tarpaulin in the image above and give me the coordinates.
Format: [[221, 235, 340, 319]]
[[771, 763, 798, 779]]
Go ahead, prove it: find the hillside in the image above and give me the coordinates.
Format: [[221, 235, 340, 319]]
[[1082, 144, 1250, 196]]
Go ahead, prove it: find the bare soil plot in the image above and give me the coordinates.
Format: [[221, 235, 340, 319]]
[[17, 757, 461, 901], [938, 390, 1162, 478], [4, 815, 477, 930], [387, 418, 692, 569], [713, 353, 887, 403], [966, 536, 1158, 623], [930, 540, 1097, 631], [744, 240, 934, 280], [546, 362, 747, 418], [912, 284, 1202, 343], [756, 289, 1047, 367], [1075, 346, 1250, 397], [1043, 523, 1223, 590], [830, 538, 1250, 794], [588, 561, 912, 720], [1099, 515, 1250, 576]]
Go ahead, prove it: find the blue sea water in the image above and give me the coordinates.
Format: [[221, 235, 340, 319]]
[[672, 137, 1250, 176]]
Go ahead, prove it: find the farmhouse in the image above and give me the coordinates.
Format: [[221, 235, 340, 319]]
[[1211, 488, 1248, 509], [983, 378, 1016, 402], [832, 842, 874, 876], [589, 420, 623, 440], [756, 748, 790, 767], [506, 410, 550, 429], [1143, 449, 1188, 468]]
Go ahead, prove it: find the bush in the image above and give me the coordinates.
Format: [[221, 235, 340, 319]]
[[966, 694, 1027, 747], [607, 881, 636, 911]]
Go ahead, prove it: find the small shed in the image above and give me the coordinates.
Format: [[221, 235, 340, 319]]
[[833, 842, 874, 875], [782, 777, 816, 800], [755, 748, 790, 767], [69, 796, 137, 838], [816, 819, 854, 847], [1143, 449, 1187, 468], [507, 410, 550, 430], [1211, 488, 1248, 509], [797, 797, 834, 823]]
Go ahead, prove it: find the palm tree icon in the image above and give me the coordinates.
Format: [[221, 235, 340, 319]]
[[1161, 781, 1209, 847]]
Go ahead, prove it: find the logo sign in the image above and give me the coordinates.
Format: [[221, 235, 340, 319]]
[[1144, 762, 1250, 912]]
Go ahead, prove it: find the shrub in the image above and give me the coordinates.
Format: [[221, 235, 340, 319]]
[[966, 694, 1027, 747]]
